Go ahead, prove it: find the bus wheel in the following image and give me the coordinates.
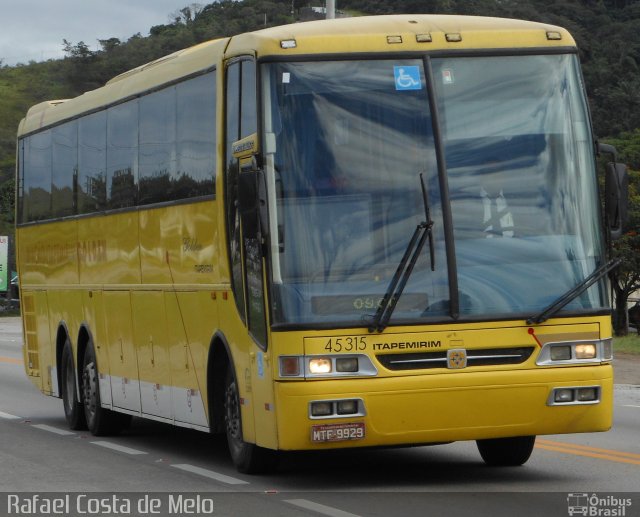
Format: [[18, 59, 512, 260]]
[[224, 368, 278, 474], [60, 339, 87, 430], [476, 436, 536, 466], [82, 341, 131, 436]]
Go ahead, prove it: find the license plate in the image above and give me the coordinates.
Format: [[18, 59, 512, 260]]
[[311, 422, 365, 443]]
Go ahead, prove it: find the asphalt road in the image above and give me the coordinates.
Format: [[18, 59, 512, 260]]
[[1, 317, 639, 517]]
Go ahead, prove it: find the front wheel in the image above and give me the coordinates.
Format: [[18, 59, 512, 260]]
[[82, 341, 131, 435], [476, 436, 536, 466], [224, 368, 278, 474]]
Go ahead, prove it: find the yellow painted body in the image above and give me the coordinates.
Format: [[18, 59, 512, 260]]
[[271, 319, 613, 450], [17, 15, 612, 452]]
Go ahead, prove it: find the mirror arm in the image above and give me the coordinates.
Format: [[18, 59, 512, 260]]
[[598, 141, 618, 162]]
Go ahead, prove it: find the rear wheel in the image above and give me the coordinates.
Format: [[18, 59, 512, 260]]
[[60, 339, 87, 430], [476, 436, 536, 466], [82, 340, 131, 435], [224, 368, 278, 474]]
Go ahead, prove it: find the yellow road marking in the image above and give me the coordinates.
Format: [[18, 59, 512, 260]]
[[536, 438, 640, 466], [0, 356, 22, 365]]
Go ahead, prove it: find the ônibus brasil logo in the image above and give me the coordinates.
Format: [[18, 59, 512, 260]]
[[567, 493, 632, 516]]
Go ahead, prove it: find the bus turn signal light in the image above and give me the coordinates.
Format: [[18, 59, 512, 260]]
[[280, 357, 301, 377]]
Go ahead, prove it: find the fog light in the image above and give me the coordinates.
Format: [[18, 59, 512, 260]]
[[576, 387, 597, 402], [337, 400, 358, 415], [336, 357, 358, 373], [309, 357, 332, 374], [311, 402, 333, 417], [554, 388, 574, 403], [575, 343, 597, 360], [280, 356, 301, 377], [550, 345, 571, 361]]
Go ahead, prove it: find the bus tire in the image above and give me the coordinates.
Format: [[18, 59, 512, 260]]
[[476, 435, 536, 466], [224, 368, 278, 474], [61, 339, 87, 430], [81, 340, 131, 436]]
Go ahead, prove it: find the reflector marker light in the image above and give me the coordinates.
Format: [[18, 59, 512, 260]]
[[387, 35, 403, 44], [445, 33, 462, 42], [416, 33, 432, 43], [546, 31, 563, 40]]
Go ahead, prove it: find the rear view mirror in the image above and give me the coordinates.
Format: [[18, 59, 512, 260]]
[[604, 162, 629, 240], [599, 142, 629, 240]]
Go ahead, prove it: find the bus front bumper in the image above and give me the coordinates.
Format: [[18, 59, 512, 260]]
[[273, 365, 613, 450]]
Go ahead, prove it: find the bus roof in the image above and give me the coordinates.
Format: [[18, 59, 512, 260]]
[[18, 14, 574, 137]]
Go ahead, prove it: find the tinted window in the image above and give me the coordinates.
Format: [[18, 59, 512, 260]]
[[176, 72, 216, 198], [23, 131, 52, 222], [139, 87, 176, 205], [19, 72, 217, 222], [78, 111, 107, 213], [52, 121, 77, 217], [107, 100, 138, 209]]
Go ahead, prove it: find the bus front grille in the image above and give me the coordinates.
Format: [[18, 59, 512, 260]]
[[377, 347, 536, 371]]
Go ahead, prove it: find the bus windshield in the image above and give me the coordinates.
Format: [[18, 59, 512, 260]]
[[261, 54, 607, 327]]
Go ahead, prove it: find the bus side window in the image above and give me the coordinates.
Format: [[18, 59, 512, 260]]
[[23, 131, 52, 222], [52, 120, 78, 218], [107, 100, 138, 209]]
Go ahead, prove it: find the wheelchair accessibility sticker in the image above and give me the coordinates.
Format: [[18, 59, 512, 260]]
[[394, 66, 422, 90]]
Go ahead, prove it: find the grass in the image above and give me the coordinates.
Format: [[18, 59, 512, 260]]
[[614, 333, 640, 355]]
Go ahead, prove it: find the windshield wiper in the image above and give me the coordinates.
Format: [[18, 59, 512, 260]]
[[526, 258, 620, 325], [368, 173, 435, 333]]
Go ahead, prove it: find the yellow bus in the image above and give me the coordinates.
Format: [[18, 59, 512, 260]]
[[16, 15, 628, 473]]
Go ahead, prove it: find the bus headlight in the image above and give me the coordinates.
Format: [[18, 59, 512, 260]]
[[310, 401, 333, 417], [554, 388, 574, 403], [309, 398, 366, 419], [550, 345, 571, 361], [337, 399, 358, 415], [576, 387, 598, 401], [309, 357, 332, 374], [536, 339, 612, 366], [278, 354, 377, 379], [574, 344, 597, 359], [336, 357, 359, 373], [548, 386, 600, 405]]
